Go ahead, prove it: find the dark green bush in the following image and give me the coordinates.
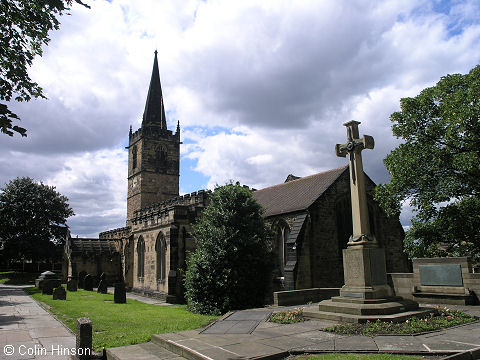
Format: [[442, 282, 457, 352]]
[[184, 183, 273, 315]]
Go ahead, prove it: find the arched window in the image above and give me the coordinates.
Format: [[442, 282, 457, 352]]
[[276, 221, 290, 276], [155, 233, 166, 281], [137, 236, 145, 278]]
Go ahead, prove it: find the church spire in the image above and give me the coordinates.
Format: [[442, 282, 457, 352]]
[[142, 50, 167, 129]]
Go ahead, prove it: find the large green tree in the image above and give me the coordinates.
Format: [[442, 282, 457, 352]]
[[184, 183, 273, 315], [1, 0, 88, 137], [0, 177, 74, 263], [375, 65, 480, 260]]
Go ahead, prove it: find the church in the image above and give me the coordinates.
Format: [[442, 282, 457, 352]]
[[63, 52, 409, 303]]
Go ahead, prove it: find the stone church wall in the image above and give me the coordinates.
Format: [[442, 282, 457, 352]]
[[303, 170, 409, 289]]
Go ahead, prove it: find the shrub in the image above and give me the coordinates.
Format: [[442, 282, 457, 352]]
[[184, 183, 273, 315]]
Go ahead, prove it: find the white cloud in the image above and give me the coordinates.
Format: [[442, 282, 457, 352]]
[[2, 0, 480, 236]]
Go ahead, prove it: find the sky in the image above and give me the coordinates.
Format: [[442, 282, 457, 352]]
[[2, 0, 480, 237]]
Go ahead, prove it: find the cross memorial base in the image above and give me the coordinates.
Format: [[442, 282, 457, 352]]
[[303, 246, 431, 323]]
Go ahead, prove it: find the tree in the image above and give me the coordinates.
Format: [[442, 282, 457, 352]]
[[375, 65, 480, 261], [184, 183, 273, 315], [0, 177, 74, 264], [1, 0, 89, 137]]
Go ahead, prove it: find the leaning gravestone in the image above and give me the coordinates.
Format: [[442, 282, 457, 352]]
[[83, 274, 94, 291], [114, 282, 126, 304], [67, 277, 78, 292], [53, 286, 67, 300], [97, 280, 108, 294]]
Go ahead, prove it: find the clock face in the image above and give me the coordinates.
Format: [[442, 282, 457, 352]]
[[132, 176, 138, 188]]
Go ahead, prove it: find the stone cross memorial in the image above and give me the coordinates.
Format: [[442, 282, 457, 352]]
[[335, 120, 375, 245], [305, 120, 426, 322]]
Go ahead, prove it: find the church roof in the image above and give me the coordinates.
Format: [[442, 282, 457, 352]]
[[68, 238, 118, 256], [142, 50, 167, 129], [253, 165, 348, 217]]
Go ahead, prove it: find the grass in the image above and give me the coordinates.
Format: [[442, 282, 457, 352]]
[[0, 271, 37, 285], [270, 307, 305, 324], [324, 306, 477, 336], [295, 354, 427, 360], [25, 287, 218, 351]]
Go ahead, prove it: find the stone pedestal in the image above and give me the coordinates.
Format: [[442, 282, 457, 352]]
[[305, 245, 425, 323], [339, 246, 392, 300]]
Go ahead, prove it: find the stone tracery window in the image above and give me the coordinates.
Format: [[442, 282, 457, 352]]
[[137, 236, 145, 279], [156, 233, 166, 282]]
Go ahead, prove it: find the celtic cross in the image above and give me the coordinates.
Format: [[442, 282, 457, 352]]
[[335, 121, 375, 244]]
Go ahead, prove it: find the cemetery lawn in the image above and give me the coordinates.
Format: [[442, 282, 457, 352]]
[[0, 271, 37, 285], [25, 287, 218, 351], [295, 354, 426, 360]]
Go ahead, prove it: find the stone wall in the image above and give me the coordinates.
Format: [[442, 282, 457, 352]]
[[268, 170, 409, 291], [388, 257, 480, 305], [129, 192, 209, 302]]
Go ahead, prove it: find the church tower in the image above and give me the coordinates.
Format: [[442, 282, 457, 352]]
[[126, 51, 180, 224]]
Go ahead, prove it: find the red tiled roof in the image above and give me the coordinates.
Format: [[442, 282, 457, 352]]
[[253, 166, 348, 217]]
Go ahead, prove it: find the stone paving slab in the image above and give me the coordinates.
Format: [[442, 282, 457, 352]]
[[0, 285, 75, 360], [334, 335, 379, 351], [373, 335, 427, 352], [226, 310, 271, 321]]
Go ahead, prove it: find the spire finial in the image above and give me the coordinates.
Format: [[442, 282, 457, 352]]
[[142, 51, 167, 129]]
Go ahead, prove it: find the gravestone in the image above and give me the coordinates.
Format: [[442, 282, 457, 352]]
[[53, 286, 67, 300], [114, 282, 126, 304], [83, 274, 94, 291], [97, 277, 108, 294], [78, 271, 87, 289], [35, 271, 61, 291], [42, 280, 56, 295], [305, 121, 423, 322], [67, 276, 78, 292]]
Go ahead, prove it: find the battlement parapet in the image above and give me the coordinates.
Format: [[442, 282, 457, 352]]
[[99, 226, 131, 239], [132, 190, 211, 224], [129, 125, 179, 145]]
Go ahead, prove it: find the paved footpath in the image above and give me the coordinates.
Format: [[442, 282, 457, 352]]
[[0, 284, 76, 360], [2, 284, 480, 359], [108, 304, 480, 360]]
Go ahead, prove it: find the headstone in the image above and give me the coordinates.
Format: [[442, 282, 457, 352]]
[[42, 280, 56, 295], [99, 272, 106, 281], [53, 286, 67, 300], [97, 280, 108, 294], [78, 271, 87, 289], [83, 274, 94, 291], [35, 271, 61, 291], [114, 282, 126, 304], [67, 277, 78, 292], [76, 317, 92, 360]]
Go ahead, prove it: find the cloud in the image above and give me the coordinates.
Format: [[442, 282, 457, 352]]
[[2, 0, 480, 236]]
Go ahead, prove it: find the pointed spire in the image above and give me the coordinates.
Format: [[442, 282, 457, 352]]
[[142, 50, 167, 129]]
